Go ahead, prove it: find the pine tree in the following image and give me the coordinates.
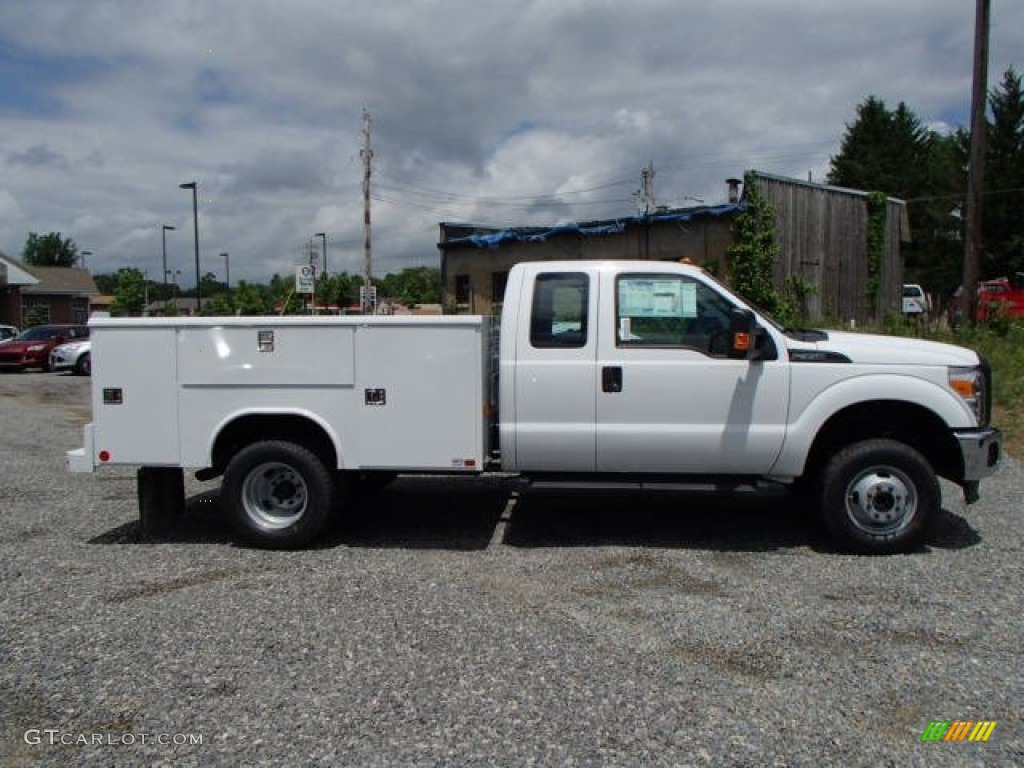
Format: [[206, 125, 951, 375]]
[[984, 68, 1024, 277]]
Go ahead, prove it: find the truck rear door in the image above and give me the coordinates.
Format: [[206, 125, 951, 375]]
[[594, 269, 789, 475], [510, 269, 599, 472]]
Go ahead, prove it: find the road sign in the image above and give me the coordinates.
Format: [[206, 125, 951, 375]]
[[295, 265, 315, 293]]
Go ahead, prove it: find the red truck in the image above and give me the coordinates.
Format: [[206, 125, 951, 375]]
[[976, 275, 1024, 323]]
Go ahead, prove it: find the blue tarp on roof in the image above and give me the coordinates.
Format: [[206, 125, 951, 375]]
[[447, 203, 744, 250]]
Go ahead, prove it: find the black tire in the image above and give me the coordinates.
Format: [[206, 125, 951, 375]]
[[74, 352, 91, 376], [222, 440, 336, 549], [818, 439, 939, 555]]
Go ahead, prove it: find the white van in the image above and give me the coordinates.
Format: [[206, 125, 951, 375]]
[[902, 284, 930, 315]]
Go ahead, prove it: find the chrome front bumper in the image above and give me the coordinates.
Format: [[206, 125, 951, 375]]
[[954, 427, 1001, 503]]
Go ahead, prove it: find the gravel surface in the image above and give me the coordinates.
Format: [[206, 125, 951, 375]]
[[1, 370, 1021, 767]]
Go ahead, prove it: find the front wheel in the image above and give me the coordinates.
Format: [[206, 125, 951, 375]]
[[222, 440, 336, 549], [75, 352, 91, 376], [818, 439, 939, 555]]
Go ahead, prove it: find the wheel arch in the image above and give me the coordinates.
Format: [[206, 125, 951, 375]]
[[800, 400, 963, 486], [209, 411, 343, 478]]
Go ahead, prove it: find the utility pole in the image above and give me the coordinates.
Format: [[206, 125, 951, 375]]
[[361, 107, 374, 314], [638, 163, 656, 259], [962, 0, 990, 327], [637, 162, 656, 216]]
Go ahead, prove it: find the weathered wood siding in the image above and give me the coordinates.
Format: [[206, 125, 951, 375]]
[[755, 172, 906, 324]]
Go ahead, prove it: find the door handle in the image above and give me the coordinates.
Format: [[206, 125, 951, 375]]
[[602, 366, 622, 393]]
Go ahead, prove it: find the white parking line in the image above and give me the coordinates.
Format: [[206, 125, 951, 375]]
[[487, 491, 518, 549]]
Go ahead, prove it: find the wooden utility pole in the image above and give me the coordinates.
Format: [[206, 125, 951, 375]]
[[962, 0, 990, 326], [361, 108, 374, 313]]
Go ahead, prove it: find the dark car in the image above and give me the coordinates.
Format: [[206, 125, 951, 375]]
[[0, 325, 90, 371]]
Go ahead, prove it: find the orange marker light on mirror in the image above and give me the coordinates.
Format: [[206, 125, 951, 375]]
[[733, 332, 751, 351]]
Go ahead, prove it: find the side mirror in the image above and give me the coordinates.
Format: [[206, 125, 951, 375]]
[[728, 307, 758, 360]]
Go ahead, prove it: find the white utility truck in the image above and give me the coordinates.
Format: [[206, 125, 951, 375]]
[[68, 260, 1001, 554]]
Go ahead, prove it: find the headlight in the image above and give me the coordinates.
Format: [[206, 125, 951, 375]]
[[948, 366, 988, 425]]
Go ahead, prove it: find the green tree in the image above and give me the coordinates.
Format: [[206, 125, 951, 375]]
[[983, 67, 1024, 278], [379, 266, 442, 307], [828, 97, 935, 198], [22, 232, 79, 267], [200, 293, 235, 316], [268, 273, 304, 315], [92, 272, 119, 294], [200, 271, 227, 297], [234, 280, 270, 315], [199, 281, 269, 316], [111, 268, 147, 316]]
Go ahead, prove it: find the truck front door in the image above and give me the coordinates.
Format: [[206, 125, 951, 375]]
[[595, 271, 789, 475]]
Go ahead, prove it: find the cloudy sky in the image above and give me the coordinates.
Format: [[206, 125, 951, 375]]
[[1, 0, 1021, 286]]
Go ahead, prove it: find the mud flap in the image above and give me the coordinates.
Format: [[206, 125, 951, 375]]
[[963, 481, 980, 505], [137, 467, 185, 535]]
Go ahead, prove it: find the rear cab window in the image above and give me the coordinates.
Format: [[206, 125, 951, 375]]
[[530, 273, 589, 348]]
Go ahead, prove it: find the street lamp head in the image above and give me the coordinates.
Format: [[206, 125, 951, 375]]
[[179, 181, 197, 190], [163, 224, 176, 232], [315, 232, 325, 238]]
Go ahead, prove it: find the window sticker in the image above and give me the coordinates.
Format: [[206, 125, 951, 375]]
[[619, 279, 697, 318]]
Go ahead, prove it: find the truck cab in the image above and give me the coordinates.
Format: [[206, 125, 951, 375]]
[[499, 261, 787, 477], [496, 260, 999, 554]]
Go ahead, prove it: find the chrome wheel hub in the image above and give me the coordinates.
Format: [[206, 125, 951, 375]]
[[240, 461, 308, 530], [845, 466, 917, 536]]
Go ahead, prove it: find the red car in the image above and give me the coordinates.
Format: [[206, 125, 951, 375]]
[[0, 325, 90, 371]]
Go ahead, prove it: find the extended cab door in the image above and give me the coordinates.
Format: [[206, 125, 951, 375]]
[[509, 268, 599, 472], [595, 270, 789, 475]]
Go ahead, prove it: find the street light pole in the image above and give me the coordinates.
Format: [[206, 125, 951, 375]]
[[220, 252, 230, 290], [161, 225, 175, 288], [179, 182, 201, 308], [315, 232, 327, 278]]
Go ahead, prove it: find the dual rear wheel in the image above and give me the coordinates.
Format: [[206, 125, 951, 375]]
[[222, 440, 336, 549]]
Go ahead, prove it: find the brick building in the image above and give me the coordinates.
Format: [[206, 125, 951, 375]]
[[0, 252, 99, 328]]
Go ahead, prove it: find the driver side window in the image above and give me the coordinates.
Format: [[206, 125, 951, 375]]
[[616, 274, 734, 355]]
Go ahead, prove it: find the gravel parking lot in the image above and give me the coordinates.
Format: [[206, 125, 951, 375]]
[[1, 370, 1021, 767]]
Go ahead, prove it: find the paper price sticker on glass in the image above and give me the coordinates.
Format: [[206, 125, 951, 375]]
[[617, 277, 698, 345]]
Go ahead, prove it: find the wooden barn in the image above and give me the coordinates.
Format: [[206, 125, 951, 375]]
[[749, 171, 910, 324], [437, 171, 910, 324]]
